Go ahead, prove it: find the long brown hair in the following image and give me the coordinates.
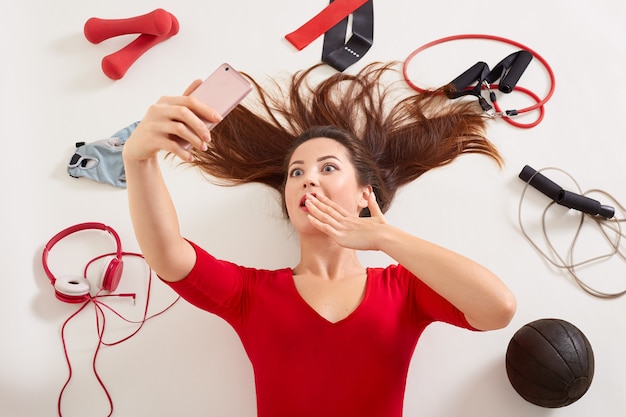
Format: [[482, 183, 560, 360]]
[[189, 61, 502, 213]]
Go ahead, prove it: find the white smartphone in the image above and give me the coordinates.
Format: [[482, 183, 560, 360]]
[[190, 63, 253, 130]]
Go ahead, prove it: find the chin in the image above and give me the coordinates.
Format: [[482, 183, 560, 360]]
[[289, 215, 319, 236], [289, 218, 313, 234]]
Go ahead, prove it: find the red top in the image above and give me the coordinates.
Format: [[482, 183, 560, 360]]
[[166, 241, 475, 417]]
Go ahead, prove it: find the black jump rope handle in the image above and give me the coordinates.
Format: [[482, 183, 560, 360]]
[[519, 165, 615, 219]]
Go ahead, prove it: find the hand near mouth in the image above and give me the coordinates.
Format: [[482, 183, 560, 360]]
[[304, 192, 388, 251], [299, 193, 317, 210]]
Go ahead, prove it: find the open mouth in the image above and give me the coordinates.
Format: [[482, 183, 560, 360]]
[[300, 193, 317, 208]]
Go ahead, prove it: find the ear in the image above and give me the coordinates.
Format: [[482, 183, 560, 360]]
[[357, 185, 373, 211]]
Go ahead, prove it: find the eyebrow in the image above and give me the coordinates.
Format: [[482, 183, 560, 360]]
[[289, 155, 341, 168]]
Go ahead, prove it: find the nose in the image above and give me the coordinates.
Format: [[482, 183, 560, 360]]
[[301, 172, 317, 189]]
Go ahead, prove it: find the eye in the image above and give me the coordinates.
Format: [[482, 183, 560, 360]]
[[290, 168, 303, 177], [322, 164, 337, 173]]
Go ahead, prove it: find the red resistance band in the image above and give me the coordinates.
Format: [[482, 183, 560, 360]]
[[403, 34, 556, 129], [285, 0, 368, 50]]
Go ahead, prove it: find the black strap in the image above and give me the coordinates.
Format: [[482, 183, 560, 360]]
[[321, 0, 374, 72]]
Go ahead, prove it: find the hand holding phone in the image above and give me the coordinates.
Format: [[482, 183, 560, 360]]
[[190, 63, 253, 130]]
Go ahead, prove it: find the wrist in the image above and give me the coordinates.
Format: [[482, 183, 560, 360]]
[[123, 146, 159, 165], [373, 223, 402, 252]]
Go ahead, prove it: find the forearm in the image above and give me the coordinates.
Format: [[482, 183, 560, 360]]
[[376, 225, 516, 330], [125, 156, 195, 281], [119, 86, 222, 280]]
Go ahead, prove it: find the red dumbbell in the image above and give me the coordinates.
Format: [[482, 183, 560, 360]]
[[83, 9, 179, 80], [84, 8, 173, 44], [101, 15, 179, 80]]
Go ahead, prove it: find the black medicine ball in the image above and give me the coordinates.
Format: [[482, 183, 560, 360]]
[[505, 318, 594, 408]]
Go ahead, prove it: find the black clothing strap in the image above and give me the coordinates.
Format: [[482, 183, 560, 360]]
[[321, 0, 374, 72]]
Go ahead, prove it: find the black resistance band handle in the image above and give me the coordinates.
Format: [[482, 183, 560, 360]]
[[446, 61, 489, 99], [488, 50, 533, 94], [519, 165, 615, 219]]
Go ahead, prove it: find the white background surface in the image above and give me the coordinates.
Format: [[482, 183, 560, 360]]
[[2, 1, 625, 416]]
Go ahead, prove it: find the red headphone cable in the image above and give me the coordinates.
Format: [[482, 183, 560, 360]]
[[57, 252, 179, 417]]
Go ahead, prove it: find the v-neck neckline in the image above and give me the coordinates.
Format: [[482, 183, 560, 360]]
[[288, 268, 371, 325]]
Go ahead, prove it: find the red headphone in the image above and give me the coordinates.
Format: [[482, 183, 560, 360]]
[[42, 222, 124, 303]]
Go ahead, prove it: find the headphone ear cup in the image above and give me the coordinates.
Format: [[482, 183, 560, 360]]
[[99, 256, 124, 292], [54, 275, 91, 303]]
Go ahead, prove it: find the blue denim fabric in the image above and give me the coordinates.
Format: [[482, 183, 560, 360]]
[[67, 121, 140, 188]]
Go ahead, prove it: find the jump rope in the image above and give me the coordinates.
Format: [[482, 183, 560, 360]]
[[57, 252, 179, 417], [517, 167, 626, 298], [402, 34, 556, 129]]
